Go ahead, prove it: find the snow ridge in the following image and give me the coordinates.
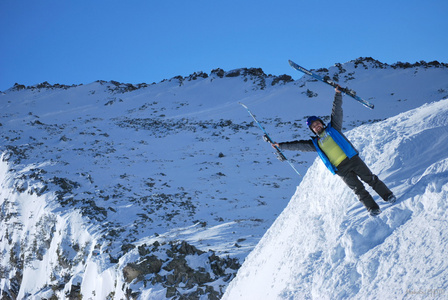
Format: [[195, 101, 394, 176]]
[[223, 98, 448, 300]]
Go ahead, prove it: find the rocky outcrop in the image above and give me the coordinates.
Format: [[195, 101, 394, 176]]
[[123, 241, 240, 299]]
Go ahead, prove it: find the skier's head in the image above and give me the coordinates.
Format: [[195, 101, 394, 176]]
[[306, 116, 325, 135]]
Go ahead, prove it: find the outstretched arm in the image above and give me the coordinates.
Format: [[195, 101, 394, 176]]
[[331, 86, 343, 131], [273, 140, 316, 152]]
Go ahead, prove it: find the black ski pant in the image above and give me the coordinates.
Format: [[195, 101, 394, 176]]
[[336, 155, 392, 211]]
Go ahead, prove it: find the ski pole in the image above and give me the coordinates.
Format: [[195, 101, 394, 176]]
[[239, 102, 301, 177]]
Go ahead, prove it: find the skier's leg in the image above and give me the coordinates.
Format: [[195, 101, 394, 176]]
[[350, 156, 393, 200], [337, 170, 379, 211]]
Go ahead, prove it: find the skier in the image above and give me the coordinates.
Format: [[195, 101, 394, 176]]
[[272, 86, 396, 216]]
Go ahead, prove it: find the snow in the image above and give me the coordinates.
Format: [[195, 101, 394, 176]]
[[1, 59, 448, 298], [223, 98, 448, 299]]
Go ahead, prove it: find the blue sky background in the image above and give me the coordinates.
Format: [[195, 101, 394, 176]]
[[1, 0, 447, 91]]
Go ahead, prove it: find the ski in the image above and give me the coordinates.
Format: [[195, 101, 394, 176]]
[[239, 102, 301, 177], [288, 60, 375, 109]]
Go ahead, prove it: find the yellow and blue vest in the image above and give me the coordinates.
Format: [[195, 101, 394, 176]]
[[311, 123, 358, 174]]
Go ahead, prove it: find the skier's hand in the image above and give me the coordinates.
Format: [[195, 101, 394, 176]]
[[335, 85, 342, 93], [271, 143, 280, 149]]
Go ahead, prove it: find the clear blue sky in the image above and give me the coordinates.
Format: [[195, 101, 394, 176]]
[[1, 0, 447, 91]]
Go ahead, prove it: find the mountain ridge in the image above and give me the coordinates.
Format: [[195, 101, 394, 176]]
[[3, 57, 447, 94]]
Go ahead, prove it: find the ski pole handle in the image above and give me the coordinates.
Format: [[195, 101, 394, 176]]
[[263, 134, 286, 161], [263, 134, 274, 144]]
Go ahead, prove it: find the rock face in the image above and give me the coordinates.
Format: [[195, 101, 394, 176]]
[[122, 241, 240, 299]]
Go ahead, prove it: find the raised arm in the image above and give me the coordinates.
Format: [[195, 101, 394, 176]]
[[330, 86, 343, 131]]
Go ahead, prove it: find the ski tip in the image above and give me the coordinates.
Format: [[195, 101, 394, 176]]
[[239, 102, 248, 109], [288, 59, 301, 71]]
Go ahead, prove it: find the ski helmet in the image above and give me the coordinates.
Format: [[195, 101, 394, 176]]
[[306, 116, 323, 127]]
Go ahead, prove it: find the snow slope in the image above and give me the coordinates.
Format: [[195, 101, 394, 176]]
[[223, 98, 448, 300]]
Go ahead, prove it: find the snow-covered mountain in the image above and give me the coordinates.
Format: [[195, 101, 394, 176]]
[[0, 58, 447, 299]]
